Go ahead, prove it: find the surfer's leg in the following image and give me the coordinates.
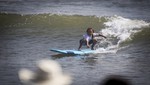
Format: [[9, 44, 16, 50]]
[[78, 39, 85, 50], [91, 39, 97, 50]]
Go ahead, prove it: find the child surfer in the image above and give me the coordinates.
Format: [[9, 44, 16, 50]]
[[78, 28, 107, 50]]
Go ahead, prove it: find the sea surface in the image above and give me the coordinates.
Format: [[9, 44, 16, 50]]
[[0, 0, 150, 85]]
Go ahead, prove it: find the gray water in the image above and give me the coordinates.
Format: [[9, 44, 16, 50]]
[[0, 0, 150, 85], [0, 0, 150, 20], [0, 26, 150, 85]]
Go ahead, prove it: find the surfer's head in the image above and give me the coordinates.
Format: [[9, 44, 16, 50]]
[[86, 28, 94, 35]]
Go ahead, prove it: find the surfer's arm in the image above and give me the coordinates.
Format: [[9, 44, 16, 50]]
[[86, 39, 90, 48], [83, 34, 90, 48], [99, 34, 107, 39], [93, 33, 107, 39]]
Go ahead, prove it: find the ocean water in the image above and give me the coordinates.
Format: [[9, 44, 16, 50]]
[[0, 0, 150, 85]]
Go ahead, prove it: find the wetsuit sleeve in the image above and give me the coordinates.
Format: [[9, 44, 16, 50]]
[[83, 34, 90, 41]]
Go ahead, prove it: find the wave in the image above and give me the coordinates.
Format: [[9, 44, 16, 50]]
[[0, 13, 149, 53]]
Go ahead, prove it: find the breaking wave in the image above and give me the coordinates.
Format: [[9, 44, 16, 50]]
[[0, 13, 149, 53]]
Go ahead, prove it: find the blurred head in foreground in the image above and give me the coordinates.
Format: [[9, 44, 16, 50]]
[[101, 75, 132, 85], [18, 59, 72, 85]]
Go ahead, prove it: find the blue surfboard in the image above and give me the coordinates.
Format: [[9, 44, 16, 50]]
[[50, 49, 95, 55]]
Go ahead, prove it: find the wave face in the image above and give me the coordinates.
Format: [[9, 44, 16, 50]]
[[0, 13, 106, 29], [0, 13, 149, 53]]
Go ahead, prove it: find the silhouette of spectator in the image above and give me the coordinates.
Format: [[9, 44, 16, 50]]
[[100, 75, 131, 85], [18, 59, 72, 85]]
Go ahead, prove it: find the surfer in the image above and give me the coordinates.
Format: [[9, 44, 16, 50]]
[[78, 28, 107, 50]]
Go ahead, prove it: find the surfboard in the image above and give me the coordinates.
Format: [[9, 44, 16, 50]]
[[50, 49, 95, 55]]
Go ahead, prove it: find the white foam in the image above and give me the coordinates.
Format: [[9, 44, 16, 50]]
[[96, 15, 150, 53], [102, 15, 149, 42]]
